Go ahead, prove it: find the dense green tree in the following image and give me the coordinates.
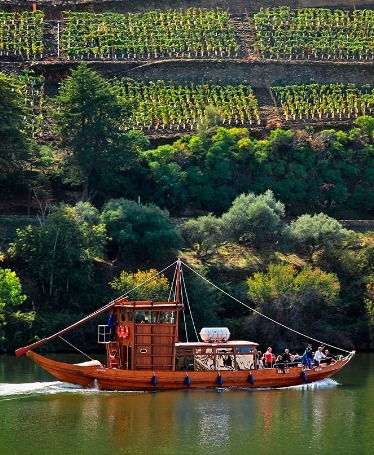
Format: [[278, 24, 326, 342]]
[[9, 202, 107, 309], [0, 73, 33, 188], [53, 65, 141, 200], [100, 198, 182, 262], [180, 214, 224, 257], [0, 268, 30, 345], [221, 190, 285, 247], [356, 116, 374, 142], [141, 144, 188, 211], [287, 213, 354, 262], [245, 264, 343, 348]]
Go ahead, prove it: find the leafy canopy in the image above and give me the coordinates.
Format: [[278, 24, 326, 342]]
[[100, 198, 182, 261], [221, 190, 285, 247], [109, 269, 170, 301], [0, 268, 28, 343]]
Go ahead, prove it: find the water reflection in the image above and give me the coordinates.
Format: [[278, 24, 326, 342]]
[[0, 353, 373, 455]]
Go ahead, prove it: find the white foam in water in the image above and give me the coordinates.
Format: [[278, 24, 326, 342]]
[[0, 377, 339, 398], [286, 378, 339, 390], [0, 381, 61, 398]]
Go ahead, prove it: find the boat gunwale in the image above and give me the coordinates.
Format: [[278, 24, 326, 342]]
[[26, 349, 355, 391]]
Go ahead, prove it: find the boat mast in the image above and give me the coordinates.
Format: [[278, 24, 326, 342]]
[[175, 259, 182, 304], [174, 259, 182, 341]]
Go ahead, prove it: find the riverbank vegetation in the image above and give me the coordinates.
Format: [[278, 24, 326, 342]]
[[0, 64, 373, 353], [1, 1, 374, 353]]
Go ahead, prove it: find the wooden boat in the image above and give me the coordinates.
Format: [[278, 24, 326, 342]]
[[16, 260, 355, 391]]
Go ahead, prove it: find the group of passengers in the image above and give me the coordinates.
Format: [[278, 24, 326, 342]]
[[257, 345, 337, 369]]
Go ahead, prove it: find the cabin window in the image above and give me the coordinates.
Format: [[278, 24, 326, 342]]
[[235, 347, 255, 370], [194, 347, 216, 371], [120, 309, 126, 322], [176, 347, 194, 371], [162, 311, 174, 323], [135, 311, 145, 323], [216, 347, 235, 370]]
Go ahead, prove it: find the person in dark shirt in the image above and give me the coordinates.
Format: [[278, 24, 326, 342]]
[[277, 348, 292, 372], [282, 348, 291, 364], [323, 349, 336, 365]]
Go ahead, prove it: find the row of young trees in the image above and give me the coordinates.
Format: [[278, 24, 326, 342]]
[[61, 8, 239, 60], [3, 7, 374, 63], [4, 68, 374, 135], [112, 79, 260, 131], [0, 11, 43, 59], [271, 82, 374, 121], [253, 7, 374, 60]]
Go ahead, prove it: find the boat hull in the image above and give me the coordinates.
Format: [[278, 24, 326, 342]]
[[26, 350, 355, 391]]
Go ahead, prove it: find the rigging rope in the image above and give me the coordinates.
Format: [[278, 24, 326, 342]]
[[180, 260, 351, 354], [58, 336, 94, 360]]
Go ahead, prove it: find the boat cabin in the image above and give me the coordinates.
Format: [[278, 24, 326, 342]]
[[98, 297, 184, 371], [98, 297, 258, 372]]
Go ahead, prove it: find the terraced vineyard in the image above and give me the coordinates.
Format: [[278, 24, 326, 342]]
[[61, 8, 240, 60], [271, 83, 374, 121], [254, 7, 374, 61], [0, 2, 373, 135], [113, 79, 260, 131]]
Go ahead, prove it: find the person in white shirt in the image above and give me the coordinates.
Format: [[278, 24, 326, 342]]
[[313, 346, 326, 366]]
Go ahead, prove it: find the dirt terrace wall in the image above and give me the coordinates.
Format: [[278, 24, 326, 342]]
[[2, 59, 373, 90], [1, 0, 373, 19], [340, 220, 374, 232], [86, 60, 374, 88]]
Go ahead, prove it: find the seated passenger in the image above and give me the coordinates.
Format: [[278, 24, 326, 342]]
[[282, 348, 291, 365], [257, 351, 264, 369], [292, 352, 300, 362], [323, 349, 336, 365], [313, 346, 326, 366]]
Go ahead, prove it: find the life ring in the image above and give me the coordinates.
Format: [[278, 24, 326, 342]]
[[116, 325, 129, 339]]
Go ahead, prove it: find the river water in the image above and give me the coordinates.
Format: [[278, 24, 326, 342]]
[[0, 352, 373, 455]]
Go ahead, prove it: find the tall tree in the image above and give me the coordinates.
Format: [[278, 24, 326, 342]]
[[287, 213, 354, 262], [0, 73, 31, 186], [221, 190, 285, 247], [100, 198, 182, 262], [53, 65, 137, 200], [9, 202, 107, 310]]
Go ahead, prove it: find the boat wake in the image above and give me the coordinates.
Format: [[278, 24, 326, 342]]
[[0, 381, 97, 399], [0, 381, 61, 399], [287, 378, 339, 390], [0, 377, 339, 399]]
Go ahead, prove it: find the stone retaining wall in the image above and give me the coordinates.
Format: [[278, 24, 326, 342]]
[[339, 220, 374, 231], [1, 0, 373, 18]]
